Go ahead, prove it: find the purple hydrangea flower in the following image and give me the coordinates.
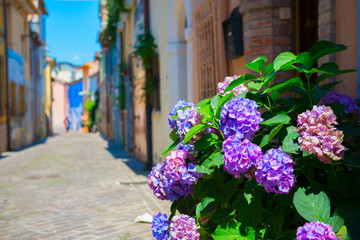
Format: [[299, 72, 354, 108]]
[[218, 75, 248, 96], [148, 150, 202, 201], [255, 147, 295, 194], [222, 136, 263, 179], [178, 141, 197, 157], [296, 221, 339, 240], [219, 97, 263, 140], [296, 105, 346, 164], [176, 106, 204, 144], [168, 100, 196, 130], [321, 91, 359, 114], [170, 214, 200, 240], [151, 213, 170, 240]]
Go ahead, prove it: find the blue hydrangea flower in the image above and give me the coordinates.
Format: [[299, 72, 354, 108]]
[[170, 214, 200, 240], [219, 97, 262, 140], [148, 150, 202, 201], [296, 221, 339, 240], [178, 140, 197, 156], [222, 136, 263, 179], [168, 100, 196, 130], [151, 213, 170, 240], [255, 147, 295, 194]]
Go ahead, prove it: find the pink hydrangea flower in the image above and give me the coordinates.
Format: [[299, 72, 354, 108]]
[[170, 214, 200, 240], [296, 105, 346, 164]]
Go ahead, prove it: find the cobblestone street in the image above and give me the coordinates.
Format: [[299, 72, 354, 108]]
[[0, 133, 170, 240]]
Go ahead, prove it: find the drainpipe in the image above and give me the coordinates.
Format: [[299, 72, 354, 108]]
[[144, 0, 153, 169], [3, 0, 10, 151]]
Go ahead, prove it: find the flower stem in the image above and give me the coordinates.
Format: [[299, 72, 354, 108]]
[[306, 74, 313, 106]]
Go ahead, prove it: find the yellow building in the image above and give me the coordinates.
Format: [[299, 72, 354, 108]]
[[0, 1, 8, 153], [44, 56, 55, 136]]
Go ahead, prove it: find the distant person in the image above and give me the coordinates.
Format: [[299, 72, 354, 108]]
[[63, 116, 70, 135]]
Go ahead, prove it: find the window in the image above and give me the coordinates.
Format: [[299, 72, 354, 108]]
[[194, 0, 219, 100]]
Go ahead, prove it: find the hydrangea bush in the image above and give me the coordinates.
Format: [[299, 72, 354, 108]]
[[149, 41, 360, 239]]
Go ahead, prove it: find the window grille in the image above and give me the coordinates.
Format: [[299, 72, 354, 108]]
[[194, 0, 219, 100]]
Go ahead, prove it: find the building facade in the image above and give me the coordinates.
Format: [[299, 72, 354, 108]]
[[98, 0, 360, 165], [3, 0, 48, 151]]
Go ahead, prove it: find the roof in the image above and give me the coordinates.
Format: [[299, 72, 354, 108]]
[[38, 0, 48, 15], [16, 0, 39, 14]]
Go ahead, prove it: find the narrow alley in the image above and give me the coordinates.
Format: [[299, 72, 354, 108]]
[[0, 133, 170, 239]]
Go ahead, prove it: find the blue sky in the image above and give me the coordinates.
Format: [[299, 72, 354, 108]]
[[45, 0, 101, 65]]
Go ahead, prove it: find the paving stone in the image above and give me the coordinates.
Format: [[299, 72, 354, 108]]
[[0, 132, 170, 239]]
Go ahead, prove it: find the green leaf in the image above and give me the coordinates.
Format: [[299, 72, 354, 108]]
[[261, 114, 291, 126], [184, 123, 208, 143], [327, 215, 345, 233], [224, 74, 257, 93], [320, 81, 342, 90], [263, 77, 305, 94], [202, 153, 224, 168], [198, 104, 214, 120], [169, 130, 179, 142], [221, 179, 238, 207], [315, 62, 356, 85], [237, 92, 264, 106], [197, 98, 211, 107], [264, 63, 274, 76], [160, 138, 181, 157], [195, 197, 215, 217], [282, 142, 300, 154], [195, 133, 220, 152], [260, 134, 269, 147], [310, 41, 347, 64], [211, 208, 236, 224], [336, 225, 347, 240], [282, 126, 301, 154], [233, 192, 262, 228], [211, 95, 221, 113], [212, 222, 255, 240], [293, 187, 331, 222], [246, 56, 267, 74], [243, 179, 265, 204], [268, 124, 284, 142], [270, 206, 287, 237], [212, 222, 242, 240], [247, 81, 263, 91], [297, 51, 312, 69], [196, 164, 214, 175], [274, 52, 297, 71]]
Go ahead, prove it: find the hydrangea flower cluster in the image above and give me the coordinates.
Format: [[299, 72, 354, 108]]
[[218, 75, 248, 96], [168, 100, 196, 130], [222, 136, 263, 179], [321, 91, 359, 114], [296, 105, 346, 164], [296, 221, 339, 240], [148, 150, 202, 201], [255, 147, 295, 194], [176, 106, 204, 144], [151, 213, 170, 240], [170, 214, 200, 240], [219, 97, 263, 140]]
